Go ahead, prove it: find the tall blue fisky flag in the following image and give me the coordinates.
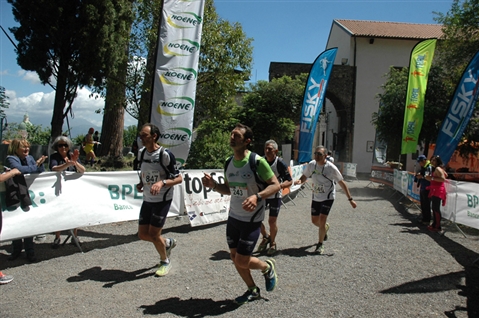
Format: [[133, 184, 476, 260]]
[[433, 49, 479, 165], [298, 48, 338, 163]]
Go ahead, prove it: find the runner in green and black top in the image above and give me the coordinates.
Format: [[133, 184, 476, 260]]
[[295, 145, 357, 255], [257, 140, 293, 256], [202, 123, 280, 305]]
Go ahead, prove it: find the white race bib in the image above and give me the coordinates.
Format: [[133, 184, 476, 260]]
[[144, 170, 160, 186], [231, 186, 248, 199]]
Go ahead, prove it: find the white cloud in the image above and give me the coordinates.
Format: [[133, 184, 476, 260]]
[[21, 71, 43, 85], [4, 87, 138, 137]]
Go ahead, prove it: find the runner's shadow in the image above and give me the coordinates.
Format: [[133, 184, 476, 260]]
[[66, 265, 155, 288], [209, 250, 231, 261], [139, 297, 239, 316], [279, 245, 318, 257]]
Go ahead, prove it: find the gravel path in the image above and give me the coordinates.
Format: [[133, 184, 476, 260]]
[[1, 178, 478, 317]]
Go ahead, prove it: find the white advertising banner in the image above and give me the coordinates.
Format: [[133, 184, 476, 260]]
[[150, 0, 205, 166], [443, 180, 479, 230], [182, 170, 230, 227], [290, 161, 305, 193], [1, 165, 307, 241], [0, 171, 183, 242]]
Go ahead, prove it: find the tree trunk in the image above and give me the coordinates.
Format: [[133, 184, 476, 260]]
[[99, 82, 126, 157], [50, 58, 68, 140]]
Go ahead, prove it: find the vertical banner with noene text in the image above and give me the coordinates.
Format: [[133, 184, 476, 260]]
[[401, 39, 436, 154], [298, 48, 338, 163], [150, 0, 205, 166]]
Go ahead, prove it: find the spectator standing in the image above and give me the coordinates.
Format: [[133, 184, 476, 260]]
[[0, 167, 22, 284], [295, 145, 357, 255], [136, 123, 183, 277], [202, 123, 279, 305], [326, 151, 334, 163], [414, 155, 432, 225], [425, 155, 447, 232], [256, 140, 292, 256], [49, 136, 85, 248], [5, 139, 47, 262]]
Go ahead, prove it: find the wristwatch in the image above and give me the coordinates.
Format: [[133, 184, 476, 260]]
[[348, 197, 353, 201], [161, 180, 167, 187], [256, 193, 262, 202]]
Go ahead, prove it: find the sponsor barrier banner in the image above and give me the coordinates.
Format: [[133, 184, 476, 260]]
[[298, 48, 338, 163], [434, 49, 479, 165], [449, 181, 479, 230], [0, 171, 183, 242], [150, 0, 205, 166], [1, 165, 308, 240], [401, 39, 436, 154], [183, 170, 230, 227], [407, 173, 420, 202], [370, 169, 479, 231], [393, 169, 409, 196], [370, 165, 394, 187]]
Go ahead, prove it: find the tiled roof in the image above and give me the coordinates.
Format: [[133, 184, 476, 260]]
[[334, 19, 444, 39]]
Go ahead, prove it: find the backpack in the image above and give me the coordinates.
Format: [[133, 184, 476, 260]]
[[224, 151, 268, 191], [138, 147, 174, 179]]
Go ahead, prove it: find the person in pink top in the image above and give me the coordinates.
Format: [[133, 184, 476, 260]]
[[425, 155, 447, 232]]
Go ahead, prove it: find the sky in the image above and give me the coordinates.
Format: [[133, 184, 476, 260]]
[[0, 0, 454, 137]]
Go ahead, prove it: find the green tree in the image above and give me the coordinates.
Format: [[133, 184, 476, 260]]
[[126, 0, 253, 127], [3, 123, 51, 145], [236, 75, 307, 154], [372, 66, 450, 161], [126, 0, 163, 128], [195, 0, 253, 127], [187, 130, 231, 169], [8, 0, 134, 140], [123, 125, 138, 148]]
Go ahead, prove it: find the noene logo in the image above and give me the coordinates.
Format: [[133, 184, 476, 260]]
[[167, 12, 203, 29], [164, 39, 200, 57], [157, 96, 195, 117], [160, 67, 197, 86], [158, 127, 192, 147]]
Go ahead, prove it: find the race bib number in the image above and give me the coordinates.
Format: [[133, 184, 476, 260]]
[[144, 170, 160, 186], [231, 186, 248, 199]]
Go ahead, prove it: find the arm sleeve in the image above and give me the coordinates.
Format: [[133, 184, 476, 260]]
[[6, 155, 43, 174], [49, 154, 59, 170], [279, 160, 293, 181], [164, 149, 180, 178], [258, 157, 275, 181]]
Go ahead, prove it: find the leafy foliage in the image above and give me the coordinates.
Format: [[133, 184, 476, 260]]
[[3, 123, 51, 145], [8, 0, 134, 139], [236, 75, 307, 154], [194, 0, 253, 127], [372, 66, 450, 160], [187, 129, 232, 169], [123, 125, 138, 149]]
